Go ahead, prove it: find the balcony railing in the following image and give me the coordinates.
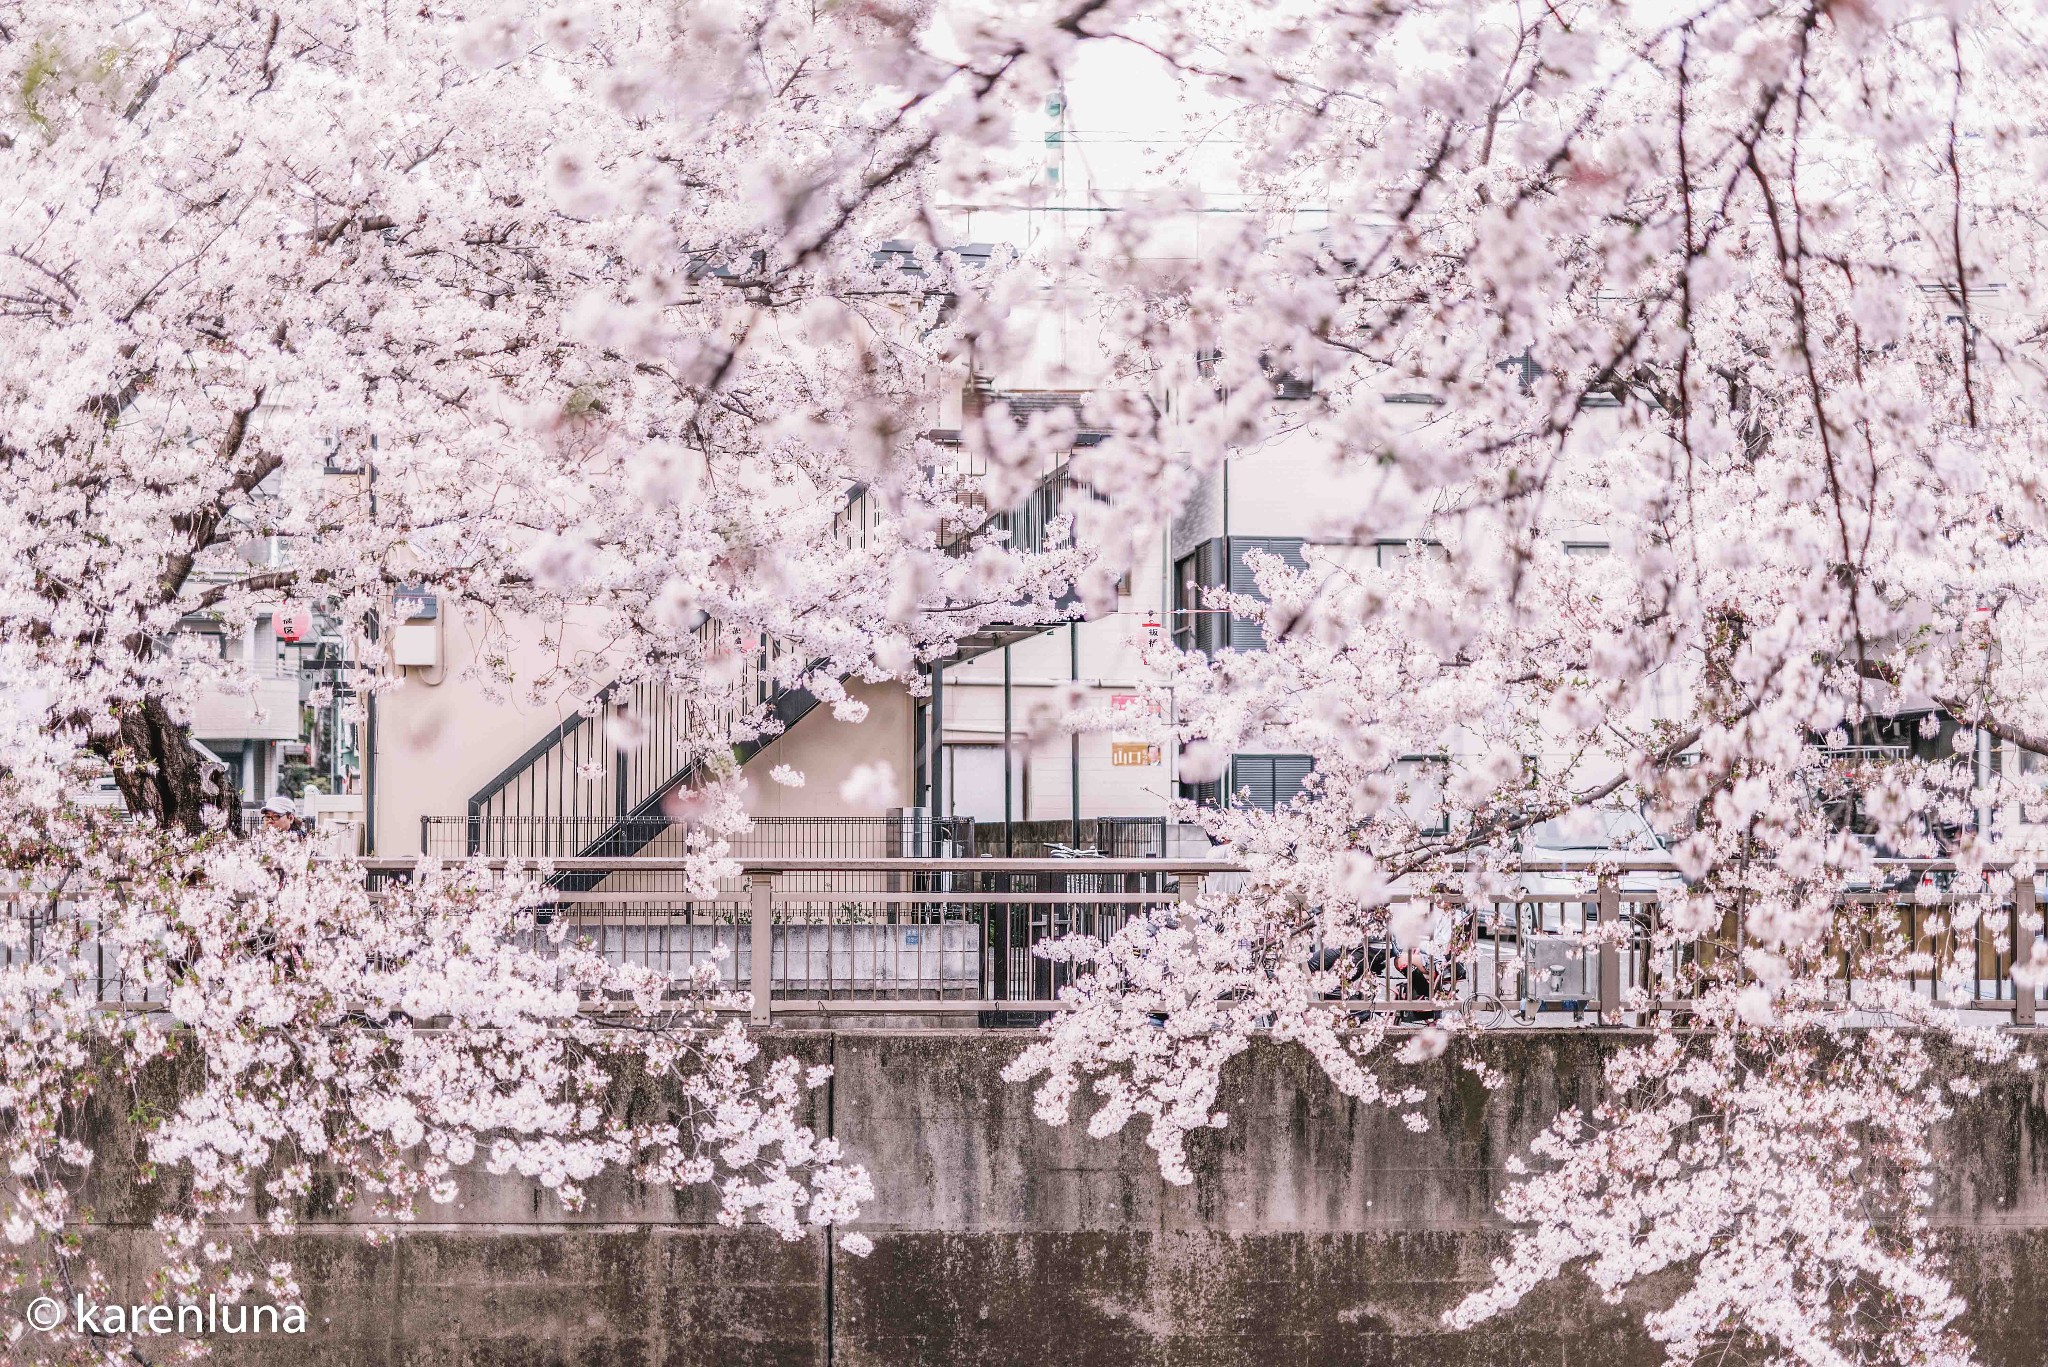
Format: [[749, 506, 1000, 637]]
[[23, 858, 2038, 1028], [422, 813, 975, 860], [421, 814, 1168, 861]]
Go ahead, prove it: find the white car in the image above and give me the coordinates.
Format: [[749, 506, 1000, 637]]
[[1516, 808, 1684, 932]]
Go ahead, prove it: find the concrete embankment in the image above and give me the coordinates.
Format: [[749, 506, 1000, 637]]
[[50, 1030, 2048, 1365]]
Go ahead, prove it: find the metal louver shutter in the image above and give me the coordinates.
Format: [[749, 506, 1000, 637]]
[[1196, 539, 1228, 655], [1231, 756, 1277, 811], [1226, 538, 1308, 652], [1228, 754, 1313, 811], [1272, 755, 1313, 806]]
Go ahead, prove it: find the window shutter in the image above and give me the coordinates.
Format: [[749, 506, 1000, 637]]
[[1196, 539, 1227, 655], [1226, 754, 1313, 811], [1273, 755, 1313, 806], [1232, 756, 1277, 811], [1226, 539, 1307, 652]]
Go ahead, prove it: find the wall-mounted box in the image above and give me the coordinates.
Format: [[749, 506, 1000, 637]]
[[392, 589, 441, 669]]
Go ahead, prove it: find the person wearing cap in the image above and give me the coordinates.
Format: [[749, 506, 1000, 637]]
[[259, 795, 300, 835]]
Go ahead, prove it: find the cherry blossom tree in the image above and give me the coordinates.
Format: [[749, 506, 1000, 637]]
[[1, 2, 1081, 1359], [994, 2, 2048, 1364], [9, 0, 2048, 1362]]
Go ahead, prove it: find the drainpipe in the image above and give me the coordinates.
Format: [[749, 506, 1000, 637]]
[[363, 442, 379, 856], [1003, 645, 1014, 857], [1069, 624, 1081, 847], [931, 662, 945, 854]]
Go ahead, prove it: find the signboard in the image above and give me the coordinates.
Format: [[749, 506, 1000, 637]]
[[1110, 695, 1164, 766]]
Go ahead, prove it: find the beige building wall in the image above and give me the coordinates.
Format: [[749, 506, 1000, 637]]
[[370, 601, 617, 856], [936, 531, 1177, 822], [737, 679, 917, 819], [367, 399, 1640, 852], [375, 605, 925, 853]]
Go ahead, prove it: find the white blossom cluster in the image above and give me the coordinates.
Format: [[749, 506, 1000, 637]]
[[0, 805, 869, 1364]]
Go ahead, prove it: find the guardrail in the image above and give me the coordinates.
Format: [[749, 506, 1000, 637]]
[[362, 856, 1227, 1023], [13, 858, 2043, 1028], [352, 857, 2046, 1027]]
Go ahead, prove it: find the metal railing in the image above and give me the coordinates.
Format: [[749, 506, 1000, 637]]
[[422, 813, 975, 860], [986, 817, 1167, 858], [421, 813, 1169, 861], [366, 857, 2047, 1026], [371, 856, 1218, 1021], [463, 676, 697, 860], [943, 461, 1073, 556], [18, 858, 2041, 1028]]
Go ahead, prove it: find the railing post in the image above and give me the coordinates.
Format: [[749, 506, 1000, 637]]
[[1596, 875, 1621, 1025], [1179, 872, 1204, 906], [749, 871, 774, 1026], [2017, 874, 2038, 1028]]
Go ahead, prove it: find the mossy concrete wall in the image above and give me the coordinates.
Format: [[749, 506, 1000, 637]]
[[49, 1031, 2048, 1365]]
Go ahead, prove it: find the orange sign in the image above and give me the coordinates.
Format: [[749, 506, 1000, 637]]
[[1111, 742, 1161, 767]]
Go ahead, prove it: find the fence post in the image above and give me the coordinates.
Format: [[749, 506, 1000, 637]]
[[1596, 875, 1621, 1025], [2017, 875, 2038, 1028], [1179, 872, 1204, 906], [749, 871, 774, 1026]]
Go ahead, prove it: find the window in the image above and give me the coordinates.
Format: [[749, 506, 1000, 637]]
[[1373, 538, 1448, 568], [1229, 754, 1314, 812], [1226, 538, 1308, 652], [1173, 541, 1227, 656], [1174, 551, 1203, 654], [1563, 542, 1610, 559], [1195, 349, 1315, 399], [1259, 352, 1315, 400], [1175, 537, 1309, 655], [1495, 351, 1542, 394]]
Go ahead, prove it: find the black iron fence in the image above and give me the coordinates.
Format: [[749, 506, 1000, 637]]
[[982, 817, 1167, 858], [422, 813, 980, 859], [423, 813, 1167, 861]]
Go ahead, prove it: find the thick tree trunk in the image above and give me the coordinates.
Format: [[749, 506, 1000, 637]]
[[95, 697, 233, 837]]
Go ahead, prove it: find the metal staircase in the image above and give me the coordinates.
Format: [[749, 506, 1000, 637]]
[[451, 460, 1080, 875]]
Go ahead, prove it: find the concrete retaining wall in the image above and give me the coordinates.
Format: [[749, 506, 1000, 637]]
[[49, 1031, 2048, 1365]]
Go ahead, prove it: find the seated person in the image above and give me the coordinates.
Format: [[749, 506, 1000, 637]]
[[1392, 902, 1457, 1023]]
